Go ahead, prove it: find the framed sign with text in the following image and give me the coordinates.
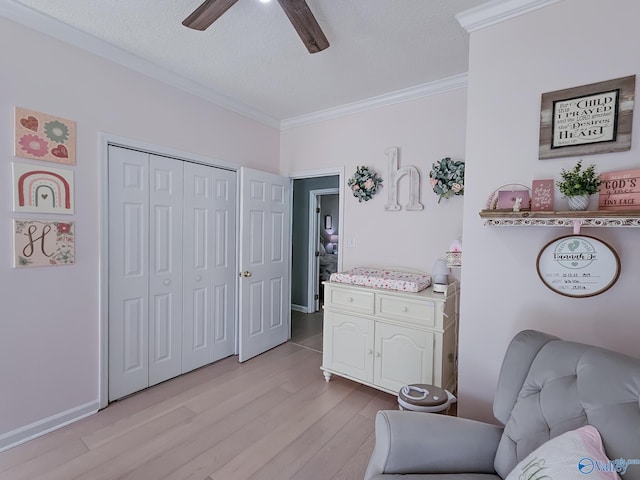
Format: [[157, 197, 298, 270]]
[[599, 168, 640, 210], [531, 179, 554, 211], [536, 235, 620, 298], [539, 75, 635, 159]]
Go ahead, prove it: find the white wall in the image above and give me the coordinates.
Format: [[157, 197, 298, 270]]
[[0, 19, 279, 445], [281, 89, 467, 274], [459, 0, 640, 422]]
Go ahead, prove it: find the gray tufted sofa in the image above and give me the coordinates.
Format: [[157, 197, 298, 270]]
[[364, 329, 640, 480]]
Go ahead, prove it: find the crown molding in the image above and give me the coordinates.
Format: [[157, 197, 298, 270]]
[[0, 0, 280, 129], [280, 73, 468, 130], [456, 0, 565, 33]]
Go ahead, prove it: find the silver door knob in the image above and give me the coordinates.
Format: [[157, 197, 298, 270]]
[[195, 275, 202, 282], [241, 271, 252, 277], [163, 279, 171, 286]]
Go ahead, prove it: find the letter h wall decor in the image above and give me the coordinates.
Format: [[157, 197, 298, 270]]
[[384, 147, 424, 211]]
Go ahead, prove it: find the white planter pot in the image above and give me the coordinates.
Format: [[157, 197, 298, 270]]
[[567, 194, 590, 211]]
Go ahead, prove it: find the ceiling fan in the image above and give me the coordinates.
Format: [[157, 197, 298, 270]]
[[182, 0, 330, 53]]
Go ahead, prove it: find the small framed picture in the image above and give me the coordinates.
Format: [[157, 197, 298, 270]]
[[14, 219, 75, 268], [12, 162, 74, 215], [14, 107, 77, 165], [496, 190, 530, 210]]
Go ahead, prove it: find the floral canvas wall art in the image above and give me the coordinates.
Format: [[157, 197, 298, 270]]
[[14, 107, 76, 165], [14, 219, 75, 268], [12, 162, 74, 214]]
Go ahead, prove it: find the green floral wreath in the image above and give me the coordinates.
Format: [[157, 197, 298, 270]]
[[429, 157, 465, 203], [347, 166, 383, 202]]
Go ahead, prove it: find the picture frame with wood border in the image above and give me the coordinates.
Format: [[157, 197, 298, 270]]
[[536, 234, 620, 298], [539, 75, 635, 159]]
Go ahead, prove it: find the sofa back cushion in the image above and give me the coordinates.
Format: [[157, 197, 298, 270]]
[[494, 339, 640, 480]]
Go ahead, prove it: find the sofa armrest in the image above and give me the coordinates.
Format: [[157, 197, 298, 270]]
[[364, 410, 504, 480]]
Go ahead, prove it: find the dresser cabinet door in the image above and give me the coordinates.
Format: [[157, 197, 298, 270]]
[[323, 311, 374, 383], [373, 322, 434, 393]]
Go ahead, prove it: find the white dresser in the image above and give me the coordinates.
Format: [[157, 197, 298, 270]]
[[321, 280, 459, 395]]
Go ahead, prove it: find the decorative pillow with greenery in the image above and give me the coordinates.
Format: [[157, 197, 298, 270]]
[[557, 160, 601, 197]]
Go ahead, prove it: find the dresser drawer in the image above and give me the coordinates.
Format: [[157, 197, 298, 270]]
[[325, 287, 375, 314], [376, 295, 435, 327]]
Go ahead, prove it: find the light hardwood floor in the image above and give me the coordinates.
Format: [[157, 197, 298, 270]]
[[0, 342, 397, 480], [290, 309, 323, 352]]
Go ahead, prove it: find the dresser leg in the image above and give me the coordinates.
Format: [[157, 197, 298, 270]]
[[322, 370, 332, 382]]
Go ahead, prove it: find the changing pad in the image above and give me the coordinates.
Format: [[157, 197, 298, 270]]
[[329, 268, 431, 293]]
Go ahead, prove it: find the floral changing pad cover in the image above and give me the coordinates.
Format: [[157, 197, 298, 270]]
[[329, 268, 431, 293]]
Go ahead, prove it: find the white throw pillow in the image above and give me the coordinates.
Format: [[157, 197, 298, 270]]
[[505, 425, 621, 480]]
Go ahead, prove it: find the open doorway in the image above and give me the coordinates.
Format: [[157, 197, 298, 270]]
[[290, 172, 342, 352], [310, 189, 339, 312]]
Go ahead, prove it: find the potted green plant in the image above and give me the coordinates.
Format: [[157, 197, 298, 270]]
[[556, 160, 601, 211]]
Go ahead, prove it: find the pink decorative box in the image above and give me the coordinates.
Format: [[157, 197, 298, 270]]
[[497, 190, 530, 210]]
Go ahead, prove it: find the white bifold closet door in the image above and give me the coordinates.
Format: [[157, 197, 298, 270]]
[[108, 146, 236, 401], [182, 161, 236, 372]]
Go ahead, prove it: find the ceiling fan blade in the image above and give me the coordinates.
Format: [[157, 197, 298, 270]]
[[276, 0, 329, 53], [182, 0, 240, 31]]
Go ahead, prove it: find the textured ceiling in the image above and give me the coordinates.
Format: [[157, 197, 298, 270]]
[[12, 0, 489, 122]]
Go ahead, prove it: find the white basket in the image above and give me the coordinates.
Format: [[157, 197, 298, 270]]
[[446, 251, 462, 267]]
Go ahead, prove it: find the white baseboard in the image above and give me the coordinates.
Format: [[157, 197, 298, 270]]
[[0, 400, 99, 452], [291, 303, 312, 313]]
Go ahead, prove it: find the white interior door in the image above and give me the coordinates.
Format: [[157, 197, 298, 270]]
[[312, 194, 321, 312], [182, 162, 237, 372], [239, 167, 291, 362], [307, 188, 339, 313]]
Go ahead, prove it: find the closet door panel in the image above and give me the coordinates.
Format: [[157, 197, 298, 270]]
[[148, 156, 183, 386], [109, 147, 238, 399], [183, 164, 237, 371], [108, 146, 150, 401], [183, 165, 213, 373], [210, 170, 237, 362]]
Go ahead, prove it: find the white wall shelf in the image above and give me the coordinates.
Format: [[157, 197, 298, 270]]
[[479, 210, 640, 227]]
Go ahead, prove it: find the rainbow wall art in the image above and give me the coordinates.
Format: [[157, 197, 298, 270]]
[[12, 163, 74, 214]]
